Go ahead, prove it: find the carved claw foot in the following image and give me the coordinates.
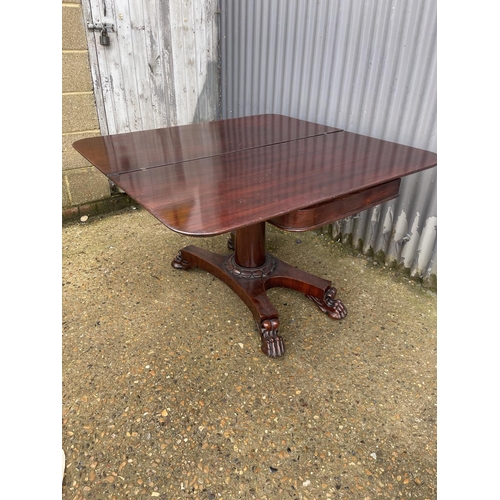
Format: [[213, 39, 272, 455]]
[[259, 318, 285, 357], [171, 253, 192, 270], [307, 286, 347, 320]]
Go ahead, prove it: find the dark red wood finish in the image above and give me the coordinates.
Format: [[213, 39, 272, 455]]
[[72, 114, 341, 177], [269, 179, 401, 231], [73, 115, 437, 357], [106, 131, 436, 236]]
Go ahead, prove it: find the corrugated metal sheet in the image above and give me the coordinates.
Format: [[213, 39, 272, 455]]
[[220, 0, 437, 282]]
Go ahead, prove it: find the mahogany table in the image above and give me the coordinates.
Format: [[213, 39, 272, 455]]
[[73, 114, 437, 357]]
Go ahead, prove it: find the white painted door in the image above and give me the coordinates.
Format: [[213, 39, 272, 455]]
[[81, 0, 220, 135]]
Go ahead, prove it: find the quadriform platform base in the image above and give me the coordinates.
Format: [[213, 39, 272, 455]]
[[171, 222, 346, 357]]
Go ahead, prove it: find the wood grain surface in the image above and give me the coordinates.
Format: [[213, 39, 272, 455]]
[[73, 114, 341, 176]]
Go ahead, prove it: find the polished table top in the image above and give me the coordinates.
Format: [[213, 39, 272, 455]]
[[73, 114, 437, 236], [73, 114, 340, 176]]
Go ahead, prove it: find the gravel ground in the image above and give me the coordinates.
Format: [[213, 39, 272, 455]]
[[62, 206, 437, 499]]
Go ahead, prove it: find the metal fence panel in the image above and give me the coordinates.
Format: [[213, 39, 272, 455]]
[[221, 0, 437, 282]]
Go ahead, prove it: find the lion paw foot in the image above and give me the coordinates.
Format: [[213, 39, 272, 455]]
[[259, 318, 285, 357], [171, 253, 192, 270], [307, 286, 347, 320]]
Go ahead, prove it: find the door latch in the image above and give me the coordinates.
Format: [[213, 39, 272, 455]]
[[87, 22, 115, 46]]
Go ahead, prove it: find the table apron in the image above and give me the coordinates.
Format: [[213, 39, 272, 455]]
[[268, 178, 401, 232]]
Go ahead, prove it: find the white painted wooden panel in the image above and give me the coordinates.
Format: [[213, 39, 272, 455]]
[[81, 0, 219, 135]]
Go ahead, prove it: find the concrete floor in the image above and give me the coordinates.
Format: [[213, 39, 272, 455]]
[[62, 206, 437, 499]]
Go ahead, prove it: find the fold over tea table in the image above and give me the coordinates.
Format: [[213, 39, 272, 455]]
[[73, 114, 437, 357]]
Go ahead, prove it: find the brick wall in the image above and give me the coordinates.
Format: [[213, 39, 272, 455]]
[[62, 0, 131, 221]]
